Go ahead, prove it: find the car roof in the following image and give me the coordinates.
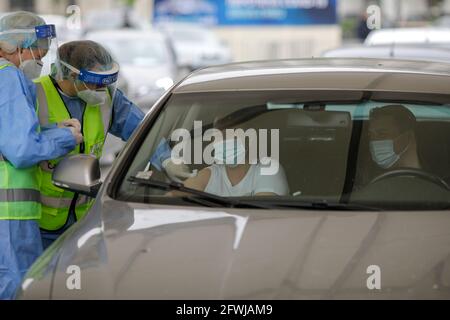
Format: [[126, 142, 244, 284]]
[[173, 58, 450, 94], [322, 45, 450, 63], [365, 27, 450, 45]]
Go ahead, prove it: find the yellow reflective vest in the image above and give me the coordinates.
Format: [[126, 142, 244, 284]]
[[0, 63, 41, 220], [34, 75, 111, 230]]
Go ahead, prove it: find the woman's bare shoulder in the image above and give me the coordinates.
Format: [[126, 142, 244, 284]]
[[183, 166, 212, 191]]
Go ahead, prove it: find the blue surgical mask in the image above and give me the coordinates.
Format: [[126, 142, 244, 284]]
[[370, 140, 399, 169], [213, 138, 246, 167], [370, 132, 410, 169]]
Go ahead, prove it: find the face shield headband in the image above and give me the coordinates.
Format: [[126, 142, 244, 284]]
[[0, 24, 56, 49], [59, 60, 120, 86]]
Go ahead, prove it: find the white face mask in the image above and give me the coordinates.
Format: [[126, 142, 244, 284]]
[[18, 50, 43, 80], [213, 138, 246, 167], [370, 132, 410, 169], [74, 82, 107, 105]]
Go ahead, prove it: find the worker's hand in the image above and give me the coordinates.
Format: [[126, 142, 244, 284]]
[[68, 126, 83, 145], [58, 119, 81, 132], [162, 158, 197, 182]]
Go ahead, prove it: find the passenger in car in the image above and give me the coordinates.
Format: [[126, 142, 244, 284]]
[[182, 121, 289, 197], [368, 104, 421, 171], [183, 155, 289, 197]]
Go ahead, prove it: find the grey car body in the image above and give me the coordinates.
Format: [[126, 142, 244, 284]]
[[19, 58, 450, 299], [322, 45, 450, 63]]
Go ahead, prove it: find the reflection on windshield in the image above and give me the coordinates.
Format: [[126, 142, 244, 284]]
[[119, 90, 450, 210], [129, 209, 248, 250]]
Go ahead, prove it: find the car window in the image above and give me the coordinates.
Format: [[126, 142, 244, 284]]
[[117, 90, 450, 210]]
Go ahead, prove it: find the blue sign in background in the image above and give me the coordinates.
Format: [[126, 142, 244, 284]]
[[153, 0, 337, 26]]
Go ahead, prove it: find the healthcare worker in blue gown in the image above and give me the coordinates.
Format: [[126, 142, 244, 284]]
[[0, 11, 83, 300]]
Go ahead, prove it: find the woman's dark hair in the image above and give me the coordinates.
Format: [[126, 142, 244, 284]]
[[370, 104, 416, 134]]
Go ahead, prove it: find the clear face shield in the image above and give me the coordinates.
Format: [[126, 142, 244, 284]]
[[34, 24, 61, 79], [0, 24, 60, 79], [59, 59, 120, 106]]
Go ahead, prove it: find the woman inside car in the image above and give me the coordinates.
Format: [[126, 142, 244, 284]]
[[181, 119, 289, 197]]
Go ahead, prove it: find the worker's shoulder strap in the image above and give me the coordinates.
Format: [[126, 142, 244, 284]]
[[34, 75, 59, 127], [34, 81, 50, 127], [101, 92, 114, 137], [0, 60, 13, 70]]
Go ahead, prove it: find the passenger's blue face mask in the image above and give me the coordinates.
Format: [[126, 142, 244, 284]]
[[213, 138, 246, 167], [370, 132, 410, 169]]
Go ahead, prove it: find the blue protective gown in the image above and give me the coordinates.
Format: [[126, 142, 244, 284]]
[[0, 59, 77, 300], [0, 61, 77, 167], [149, 137, 172, 171]]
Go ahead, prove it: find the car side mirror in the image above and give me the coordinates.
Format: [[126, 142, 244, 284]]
[[52, 154, 102, 198]]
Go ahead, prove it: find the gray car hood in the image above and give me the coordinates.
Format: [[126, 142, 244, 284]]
[[23, 194, 450, 300]]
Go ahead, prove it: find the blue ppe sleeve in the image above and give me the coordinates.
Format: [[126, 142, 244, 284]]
[[0, 220, 43, 300], [41, 123, 58, 130], [109, 89, 145, 141], [149, 137, 172, 171], [0, 66, 76, 168]]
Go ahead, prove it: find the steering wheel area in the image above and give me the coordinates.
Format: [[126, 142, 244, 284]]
[[369, 168, 450, 191]]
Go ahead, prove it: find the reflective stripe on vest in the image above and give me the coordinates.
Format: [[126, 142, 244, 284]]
[[0, 59, 12, 68], [40, 193, 91, 208], [0, 188, 40, 202], [35, 82, 49, 127], [0, 63, 42, 220], [34, 75, 111, 230]]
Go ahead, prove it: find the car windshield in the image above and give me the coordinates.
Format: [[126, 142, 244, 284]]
[[118, 90, 450, 210], [104, 38, 169, 66]]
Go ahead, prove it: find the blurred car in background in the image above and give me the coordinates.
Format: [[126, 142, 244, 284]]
[[433, 15, 450, 27], [156, 22, 232, 71], [322, 45, 450, 63], [365, 28, 450, 46], [82, 8, 148, 33]]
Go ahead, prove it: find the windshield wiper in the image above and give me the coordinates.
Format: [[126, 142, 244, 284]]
[[128, 176, 381, 211], [128, 176, 274, 209], [253, 199, 382, 211]]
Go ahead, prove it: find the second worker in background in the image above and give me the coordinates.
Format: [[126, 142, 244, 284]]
[[35, 40, 145, 249]]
